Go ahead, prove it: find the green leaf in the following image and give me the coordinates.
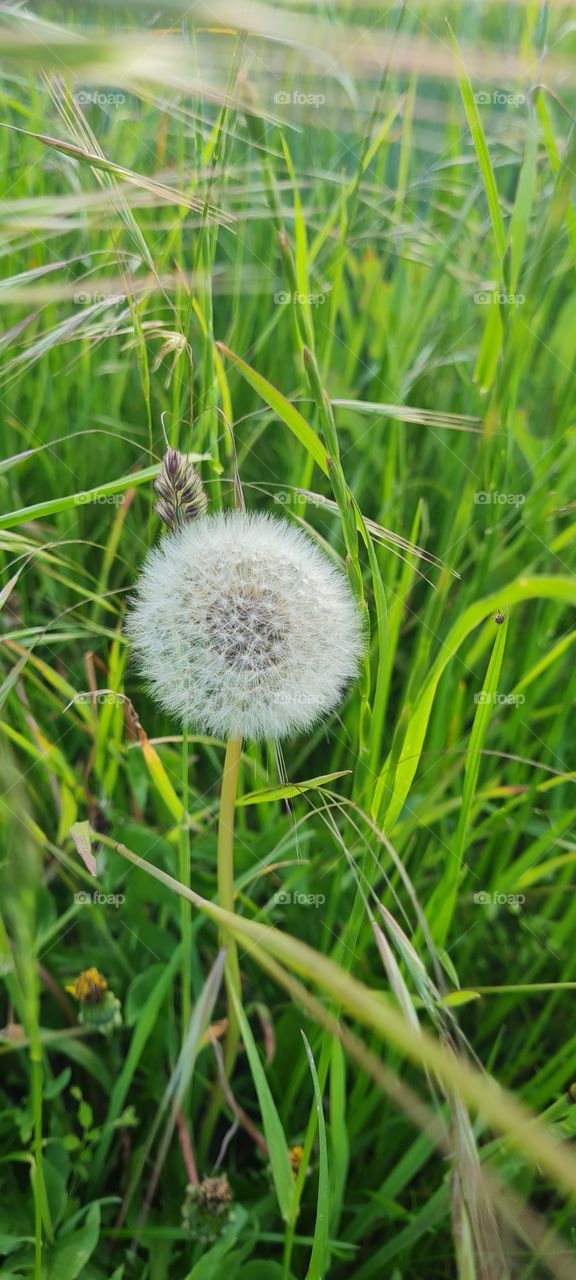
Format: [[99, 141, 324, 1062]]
[[508, 122, 538, 291], [446, 23, 506, 261], [88, 946, 182, 1189], [0, 650, 29, 711], [328, 1040, 349, 1239], [302, 1032, 329, 1280], [45, 1202, 100, 1280], [517, 853, 576, 890], [437, 990, 482, 1008], [428, 611, 509, 943], [0, 571, 21, 610], [280, 134, 314, 349], [183, 1208, 249, 1280], [0, 454, 213, 531], [230, 988, 293, 1221], [69, 821, 96, 877], [77, 1098, 94, 1131], [458, 613, 509, 845], [235, 1266, 287, 1280], [473, 301, 502, 393], [237, 771, 350, 806], [217, 344, 328, 474]]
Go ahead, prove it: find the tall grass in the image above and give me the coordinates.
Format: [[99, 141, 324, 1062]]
[[1, 3, 576, 1277]]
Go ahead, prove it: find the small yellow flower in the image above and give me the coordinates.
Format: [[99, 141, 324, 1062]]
[[65, 967, 108, 1005], [65, 967, 121, 1035], [289, 1145, 304, 1178]]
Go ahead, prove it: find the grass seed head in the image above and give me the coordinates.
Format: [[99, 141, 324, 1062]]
[[153, 448, 208, 529]]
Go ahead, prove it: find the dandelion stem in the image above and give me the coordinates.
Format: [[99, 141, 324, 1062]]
[[199, 734, 242, 1156], [217, 735, 243, 1075], [179, 722, 191, 1035], [31, 1043, 44, 1280]]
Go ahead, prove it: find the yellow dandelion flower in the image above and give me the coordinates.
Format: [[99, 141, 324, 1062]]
[[65, 966, 108, 1005]]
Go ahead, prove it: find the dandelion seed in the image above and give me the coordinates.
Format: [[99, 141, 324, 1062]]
[[126, 511, 363, 740]]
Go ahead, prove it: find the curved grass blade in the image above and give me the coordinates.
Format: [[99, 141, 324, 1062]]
[[237, 771, 350, 806], [216, 344, 328, 474], [0, 453, 214, 531], [0, 122, 231, 225]]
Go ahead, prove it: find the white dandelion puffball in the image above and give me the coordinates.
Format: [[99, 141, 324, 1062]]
[[126, 511, 363, 741]]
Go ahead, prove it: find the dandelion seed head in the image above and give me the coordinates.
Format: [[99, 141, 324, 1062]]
[[126, 511, 363, 740]]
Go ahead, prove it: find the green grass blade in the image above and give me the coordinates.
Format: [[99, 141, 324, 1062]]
[[231, 987, 294, 1221], [0, 454, 213, 530], [237, 771, 350, 806], [217, 344, 328, 474], [429, 610, 509, 944], [446, 23, 506, 263], [301, 1032, 329, 1280]]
